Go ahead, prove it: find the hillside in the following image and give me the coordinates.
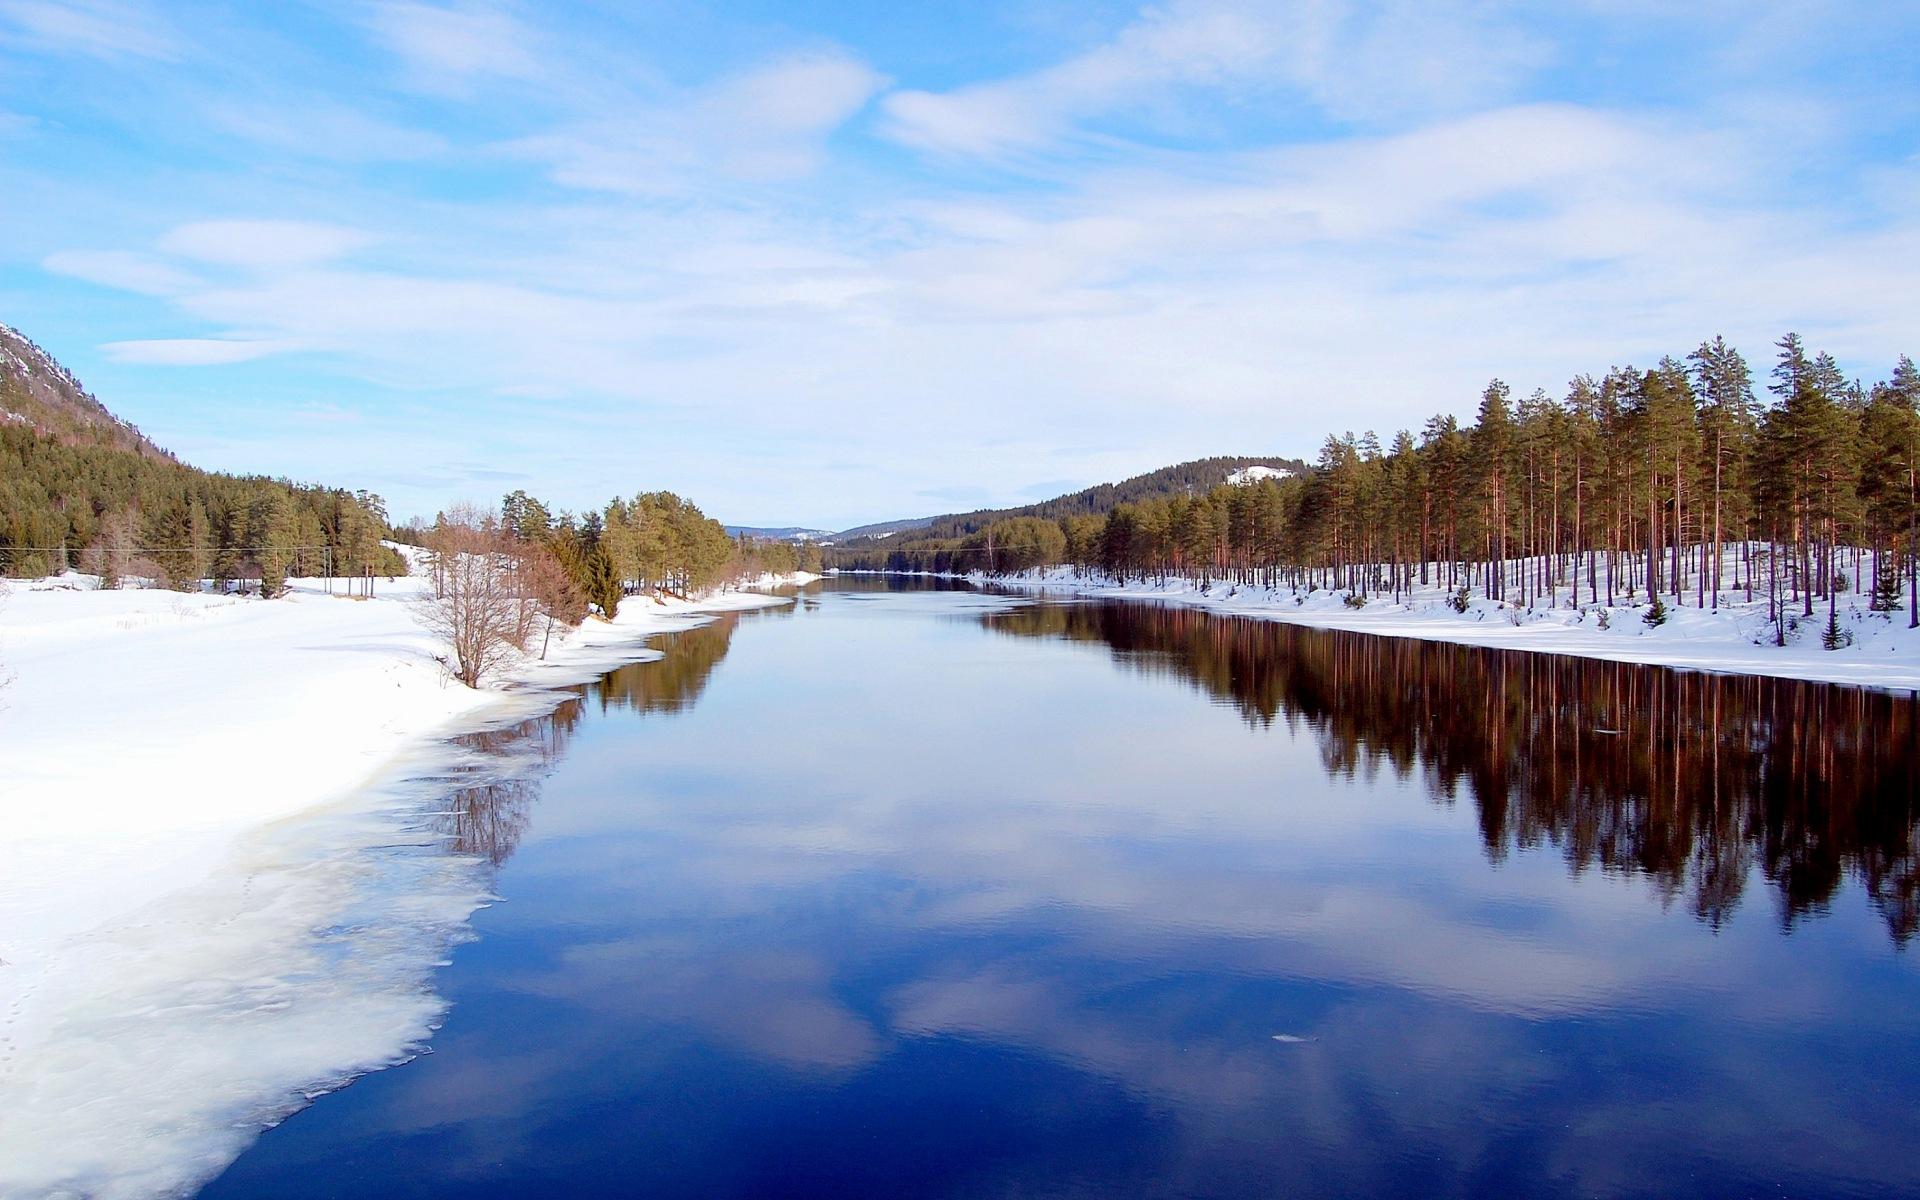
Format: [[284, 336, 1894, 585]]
[[831, 516, 938, 541], [723, 525, 836, 542], [1, 320, 400, 582], [824, 456, 1306, 563], [1, 324, 170, 459]]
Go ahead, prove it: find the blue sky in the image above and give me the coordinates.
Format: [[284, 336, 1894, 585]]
[[1, 1, 1916, 527]]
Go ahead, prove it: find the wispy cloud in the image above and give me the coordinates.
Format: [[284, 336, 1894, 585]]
[[507, 48, 886, 195], [42, 249, 199, 296], [880, 0, 1550, 158], [200, 99, 448, 162], [157, 220, 374, 270], [0, 0, 181, 60], [102, 337, 301, 365], [362, 0, 544, 93]]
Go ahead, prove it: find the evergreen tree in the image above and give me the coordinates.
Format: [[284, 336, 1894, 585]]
[[585, 542, 622, 618], [1471, 380, 1517, 599]]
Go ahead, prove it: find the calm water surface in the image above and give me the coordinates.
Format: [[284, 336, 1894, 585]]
[[205, 578, 1920, 1199]]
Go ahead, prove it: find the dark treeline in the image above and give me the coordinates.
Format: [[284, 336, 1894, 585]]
[[988, 601, 1920, 943], [847, 335, 1920, 646], [0, 422, 404, 592]]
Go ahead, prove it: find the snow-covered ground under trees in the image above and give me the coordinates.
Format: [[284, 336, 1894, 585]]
[[0, 566, 814, 1200], [972, 567, 1920, 692]]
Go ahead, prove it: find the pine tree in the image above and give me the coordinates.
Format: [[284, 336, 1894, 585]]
[[585, 542, 622, 619], [1471, 381, 1517, 599], [1688, 337, 1757, 610], [1822, 604, 1851, 650], [1861, 361, 1920, 622]]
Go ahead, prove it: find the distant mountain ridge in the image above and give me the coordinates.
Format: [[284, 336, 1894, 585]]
[[825, 455, 1308, 549], [0, 324, 171, 459], [831, 516, 938, 541], [723, 525, 836, 541]]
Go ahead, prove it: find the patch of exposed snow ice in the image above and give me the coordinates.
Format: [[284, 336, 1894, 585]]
[[0, 571, 801, 1198], [1226, 464, 1293, 485], [0, 736, 503, 1200]]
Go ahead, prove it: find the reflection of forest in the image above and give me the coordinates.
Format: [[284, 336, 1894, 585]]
[[597, 613, 741, 715], [430, 611, 747, 869], [988, 601, 1920, 943]]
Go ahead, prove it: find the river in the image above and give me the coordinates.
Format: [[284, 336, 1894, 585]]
[[200, 577, 1920, 1199]]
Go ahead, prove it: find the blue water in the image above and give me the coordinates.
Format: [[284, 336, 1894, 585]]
[[203, 580, 1920, 1198]]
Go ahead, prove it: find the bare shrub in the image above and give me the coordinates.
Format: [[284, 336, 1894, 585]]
[[415, 506, 525, 688], [522, 543, 586, 659], [126, 555, 173, 590], [414, 504, 587, 686], [80, 508, 140, 588]]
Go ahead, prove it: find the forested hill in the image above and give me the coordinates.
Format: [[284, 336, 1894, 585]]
[[1, 324, 170, 459], [835, 332, 1920, 648], [1, 321, 403, 588], [825, 456, 1306, 565]]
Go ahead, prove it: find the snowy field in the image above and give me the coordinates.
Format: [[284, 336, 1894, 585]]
[[972, 567, 1920, 692], [0, 566, 811, 1199]]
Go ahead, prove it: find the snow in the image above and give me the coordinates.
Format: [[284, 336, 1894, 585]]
[[976, 566, 1920, 691], [0, 567, 809, 1199], [1225, 464, 1293, 485]]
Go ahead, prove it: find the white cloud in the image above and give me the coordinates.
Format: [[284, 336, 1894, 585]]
[[156, 220, 373, 270], [882, 1, 1277, 157], [506, 48, 885, 194], [42, 249, 199, 296], [364, 0, 544, 92], [880, 0, 1550, 158], [201, 100, 448, 162], [50, 91, 1920, 521], [101, 337, 299, 365], [0, 0, 180, 60]]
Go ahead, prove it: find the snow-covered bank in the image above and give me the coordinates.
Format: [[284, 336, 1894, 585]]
[[962, 568, 1920, 691], [0, 569, 808, 1199]]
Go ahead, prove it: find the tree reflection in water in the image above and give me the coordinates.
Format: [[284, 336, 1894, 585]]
[[430, 700, 583, 867], [987, 601, 1920, 944], [429, 611, 750, 868], [597, 612, 744, 716]]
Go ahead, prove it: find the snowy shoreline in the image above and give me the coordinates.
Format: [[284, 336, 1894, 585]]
[[900, 568, 1920, 692], [0, 569, 815, 1199]]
